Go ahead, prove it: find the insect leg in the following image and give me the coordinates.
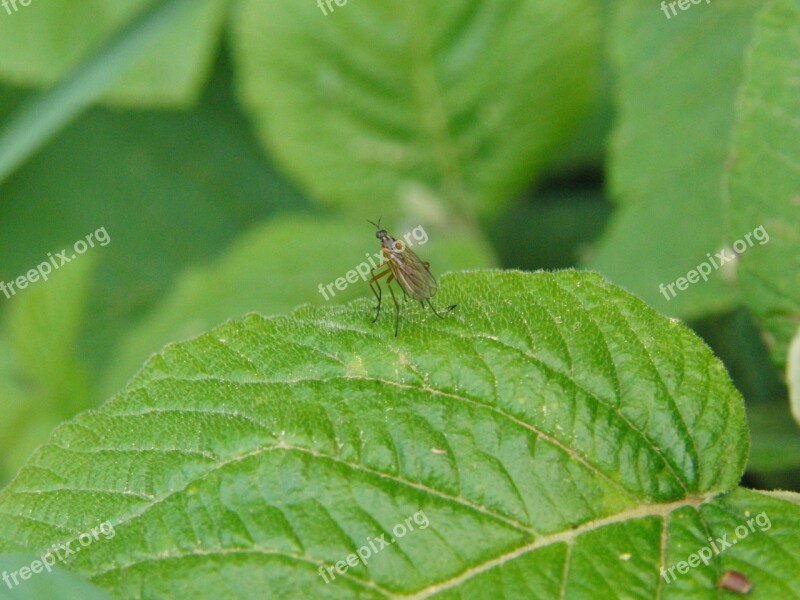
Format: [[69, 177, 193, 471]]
[[386, 274, 401, 336], [426, 299, 457, 320], [369, 266, 391, 323]]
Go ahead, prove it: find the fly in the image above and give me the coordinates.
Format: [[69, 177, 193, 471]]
[[367, 218, 456, 336]]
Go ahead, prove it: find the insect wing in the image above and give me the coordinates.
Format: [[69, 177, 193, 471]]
[[387, 245, 437, 300]]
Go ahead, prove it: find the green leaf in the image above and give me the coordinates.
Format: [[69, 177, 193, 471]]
[[0, 0, 227, 108], [0, 555, 114, 599], [2, 270, 799, 597], [0, 256, 95, 485], [100, 215, 497, 396], [0, 55, 308, 488], [0, 58, 308, 377], [727, 0, 800, 369], [540, 0, 615, 176], [689, 309, 799, 474], [586, 2, 765, 319], [231, 0, 601, 220], [0, 0, 227, 183]]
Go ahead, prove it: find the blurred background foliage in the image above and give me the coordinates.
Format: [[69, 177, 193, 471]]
[[0, 0, 797, 492]]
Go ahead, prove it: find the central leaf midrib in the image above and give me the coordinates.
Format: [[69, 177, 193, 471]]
[[22, 435, 718, 600], [404, 2, 470, 217], [130, 297, 697, 500], [124, 368, 648, 503]]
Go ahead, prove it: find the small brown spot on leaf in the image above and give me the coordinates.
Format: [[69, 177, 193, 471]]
[[717, 570, 751, 594]]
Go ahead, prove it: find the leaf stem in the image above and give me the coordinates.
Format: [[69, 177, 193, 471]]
[[0, 0, 199, 185]]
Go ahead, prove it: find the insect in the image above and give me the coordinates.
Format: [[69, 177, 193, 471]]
[[367, 218, 456, 336]]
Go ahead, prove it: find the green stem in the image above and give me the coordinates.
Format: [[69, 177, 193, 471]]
[[0, 0, 198, 184]]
